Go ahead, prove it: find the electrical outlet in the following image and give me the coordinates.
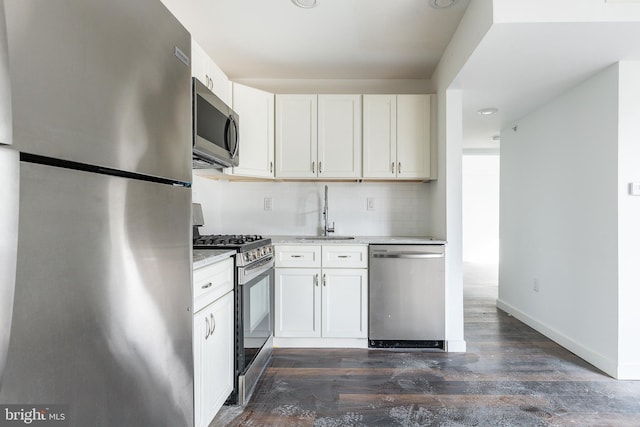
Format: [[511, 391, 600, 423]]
[[264, 197, 273, 211], [533, 278, 540, 292], [367, 197, 375, 211]]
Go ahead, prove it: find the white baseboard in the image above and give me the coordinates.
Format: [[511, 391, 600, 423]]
[[273, 337, 369, 348], [444, 340, 467, 352], [495, 299, 630, 379], [617, 363, 640, 380], [273, 338, 466, 353]]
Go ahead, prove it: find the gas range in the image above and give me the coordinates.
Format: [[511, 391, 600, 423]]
[[193, 234, 273, 267]]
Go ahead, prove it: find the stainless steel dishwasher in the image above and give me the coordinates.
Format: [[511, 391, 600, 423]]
[[369, 244, 445, 349]]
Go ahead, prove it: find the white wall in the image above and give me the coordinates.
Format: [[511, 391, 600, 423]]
[[428, 0, 495, 352], [616, 62, 640, 379], [192, 176, 431, 237], [498, 64, 622, 377]]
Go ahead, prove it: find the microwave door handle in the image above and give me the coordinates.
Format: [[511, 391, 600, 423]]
[[227, 116, 239, 159]]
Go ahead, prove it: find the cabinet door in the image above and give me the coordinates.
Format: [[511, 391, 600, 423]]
[[322, 269, 368, 338], [275, 95, 318, 178], [396, 95, 431, 179], [230, 83, 275, 178], [274, 268, 321, 337], [191, 38, 231, 105], [191, 38, 209, 87], [194, 291, 234, 427], [318, 95, 362, 178], [363, 95, 397, 179], [207, 59, 232, 106]]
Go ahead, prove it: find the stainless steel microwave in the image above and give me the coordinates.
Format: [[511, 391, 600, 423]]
[[192, 77, 239, 168]]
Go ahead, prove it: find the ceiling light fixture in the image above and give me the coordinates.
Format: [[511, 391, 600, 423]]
[[429, 0, 457, 9], [292, 0, 320, 8], [477, 107, 499, 116]]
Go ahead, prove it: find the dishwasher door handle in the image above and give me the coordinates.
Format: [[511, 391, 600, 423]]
[[372, 252, 444, 259]]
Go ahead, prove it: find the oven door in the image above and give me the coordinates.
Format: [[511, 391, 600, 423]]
[[238, 256, 274, 373]]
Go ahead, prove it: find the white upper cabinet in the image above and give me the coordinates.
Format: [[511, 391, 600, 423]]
[[362, 95, 397, 179], [396, 95, 431, 179], [363, 94, 432, 180], [317, 95, 362, 179], [191, 38, 232, 106], [275, 94, 318, 178], [276, 94, 362, 179], [227, 83, 275, 178]]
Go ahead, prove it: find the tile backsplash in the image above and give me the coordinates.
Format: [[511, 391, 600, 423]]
[[192, 176, 430, 237]]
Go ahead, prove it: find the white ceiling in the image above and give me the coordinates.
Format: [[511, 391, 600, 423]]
[[456, 21, 640, 149], [162, 0, 470, 79], [162, 0, 640, 151]]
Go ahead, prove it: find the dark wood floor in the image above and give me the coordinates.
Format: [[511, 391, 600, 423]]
[[212, 267, 640, 426]]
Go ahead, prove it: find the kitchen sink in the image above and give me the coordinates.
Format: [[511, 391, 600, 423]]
[[297, 236, 356, 241]]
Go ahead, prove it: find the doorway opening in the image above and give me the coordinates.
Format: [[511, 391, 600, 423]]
[[462, 152, 500, 298]]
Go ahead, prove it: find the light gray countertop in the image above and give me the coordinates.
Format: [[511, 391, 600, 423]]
[[268, 236, 447, 245], [193, 249, 236, 269]]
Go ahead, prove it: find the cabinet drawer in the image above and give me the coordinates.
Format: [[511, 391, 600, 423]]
[[322, 245, 368, 268], [193, 257, 234, 313], [275, 245, 321, 268]]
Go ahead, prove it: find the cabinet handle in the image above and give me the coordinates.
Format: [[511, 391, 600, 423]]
[[270, 161, 273, 173], [314, 274, 319, 287], [319, 161, 322, 173], [205, 316, 210, 339], [291, 255, 302, 258], [398, 162, 402, 174], [337, 255, 350, 258], [210, 313, 216, 334], [391, 162, 395, 173], [322, 274, 326, 287], [201, 282, 212, 289], [312, 161, 315, 173]]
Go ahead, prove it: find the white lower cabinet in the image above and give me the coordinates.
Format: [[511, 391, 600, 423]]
[[274, 244, 368, 340], [321, 268, 368, 338], [274, 268, 321, 337], [193, 258, 234, 427], [194, 291, 233, 427]]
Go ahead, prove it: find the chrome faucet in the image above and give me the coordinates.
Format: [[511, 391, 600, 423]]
[[323, 185, 335, 236]]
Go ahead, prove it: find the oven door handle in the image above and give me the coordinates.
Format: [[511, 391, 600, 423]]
[[239, 255, 274, 285], [245, 254, 274, 272]]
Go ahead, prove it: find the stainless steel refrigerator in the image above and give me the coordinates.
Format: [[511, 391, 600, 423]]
[[0, 1, 194, 425]]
